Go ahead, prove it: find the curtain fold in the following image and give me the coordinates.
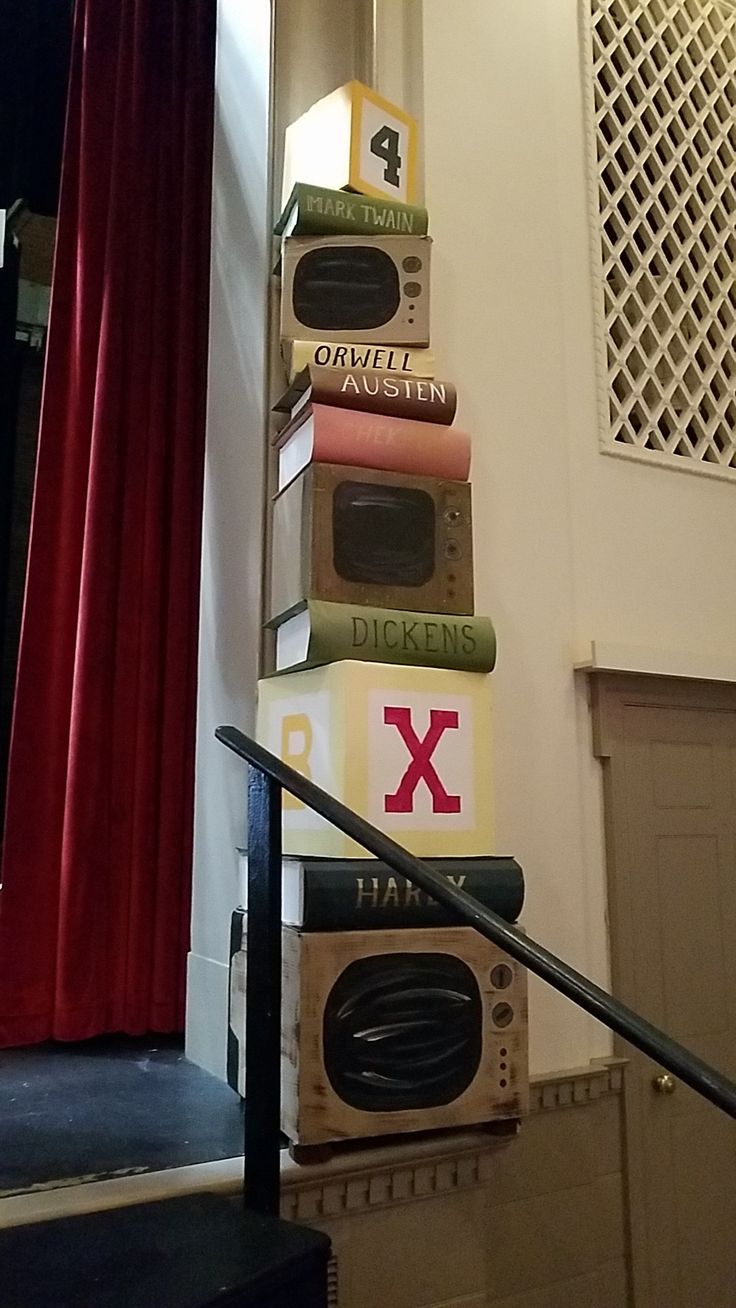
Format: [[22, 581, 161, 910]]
[[0, 0, 216, 1045]]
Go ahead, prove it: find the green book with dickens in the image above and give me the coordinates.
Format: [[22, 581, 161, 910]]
[[270, 600, 496, 675], [275, 181, 429, 239]]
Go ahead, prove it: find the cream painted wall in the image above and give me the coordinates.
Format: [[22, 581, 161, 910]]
[[547, 2, 736, 660], [420, 0, 736, 1071], [421, 0, 609, 1073]]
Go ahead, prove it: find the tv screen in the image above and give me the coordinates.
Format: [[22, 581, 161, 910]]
[[292, 246, 400, 331], [323, 952, 483, 1112], [332, 481, 435, 587]]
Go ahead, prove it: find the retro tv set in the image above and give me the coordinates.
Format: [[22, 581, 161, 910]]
[[279, 234, 431, 346], [268, 462, 474, 626], [228, 919, 529, 1146]]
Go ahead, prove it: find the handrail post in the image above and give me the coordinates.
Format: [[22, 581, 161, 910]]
[[243, 767, 282, 1215]]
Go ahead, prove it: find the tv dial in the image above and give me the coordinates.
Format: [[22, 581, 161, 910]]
[[444, 540, 462, 561], [491, 964, 513, 989], [443, 507, 463, 526], [404, 281, 422, 297], [492, 1002, 514, 1028], [402, 256, 422, 272]]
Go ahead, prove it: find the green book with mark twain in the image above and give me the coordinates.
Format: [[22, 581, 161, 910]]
[[269, 600, 496, 675], [275, 181, 429, 239]]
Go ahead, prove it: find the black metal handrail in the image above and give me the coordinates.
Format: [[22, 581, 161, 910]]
[[216, 724, 736, 1215]]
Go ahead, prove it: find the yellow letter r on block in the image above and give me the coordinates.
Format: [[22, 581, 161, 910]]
[[281, 713, 313, 810]]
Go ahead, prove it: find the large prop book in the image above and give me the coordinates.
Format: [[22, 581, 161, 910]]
[[272, 600, 496, 675]]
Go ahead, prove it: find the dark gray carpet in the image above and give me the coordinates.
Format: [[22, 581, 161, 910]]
[[0, 1034, 244, 1196]]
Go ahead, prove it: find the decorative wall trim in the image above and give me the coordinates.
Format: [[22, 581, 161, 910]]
[[0, 1060, 626, 1231], [281, 1141, 499, 1224], [327, 1252, 339, 1308], [575, 639, 736, 687], [529, 1056, 626, 1112], [280, 1058, 626, 1222]]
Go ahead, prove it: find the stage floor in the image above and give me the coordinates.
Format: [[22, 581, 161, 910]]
[[0, 1035, 244, 1198]]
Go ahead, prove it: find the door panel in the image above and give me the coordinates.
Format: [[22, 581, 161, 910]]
[[593, 679, 736, 1308]]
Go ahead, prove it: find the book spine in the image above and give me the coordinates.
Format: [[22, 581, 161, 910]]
[[292, 184, 429, 238], [310, 367, 457, 424], [305, 404, 470, 482], [297, 864, 524, 930], [284, 341, 436, 382], [304, 602, 496, 674]]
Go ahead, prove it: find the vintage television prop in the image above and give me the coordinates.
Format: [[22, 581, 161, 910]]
[[228, 917, 528, 1145], [279, 235, 431, 346], [269, 462, 473, 626]]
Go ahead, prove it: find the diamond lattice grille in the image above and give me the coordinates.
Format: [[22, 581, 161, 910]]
[[587, 0, 736, 474]]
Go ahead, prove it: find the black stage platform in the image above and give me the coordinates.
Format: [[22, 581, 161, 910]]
[[0, 1035, 244, 1197], [0, 1192, 331, 1307]]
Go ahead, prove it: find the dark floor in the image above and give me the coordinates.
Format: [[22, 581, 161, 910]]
[[0, 1034, 244, 1197]]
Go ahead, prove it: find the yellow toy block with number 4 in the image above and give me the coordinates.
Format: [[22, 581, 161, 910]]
[[282, 81, 419, 210], [255, 660, 494, 858]]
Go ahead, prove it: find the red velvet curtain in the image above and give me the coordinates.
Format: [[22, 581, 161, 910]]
[[0, 0, 216, 1046]]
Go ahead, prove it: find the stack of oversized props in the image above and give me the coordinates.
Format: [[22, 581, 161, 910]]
[[229, 82, 529, 1152]]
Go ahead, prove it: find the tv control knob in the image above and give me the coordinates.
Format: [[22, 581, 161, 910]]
[[404, 281, 422, 297], [443, 507, 463, 525], [444, 540, 462, 561], [491, 964, 513, 989], [491, 1002, 514, 1028], [403, 256, 422, 272]]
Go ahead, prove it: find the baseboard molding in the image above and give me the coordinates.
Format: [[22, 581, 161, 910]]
[[0, 1058, 625, 1231], [184, 951, 229, 1080]]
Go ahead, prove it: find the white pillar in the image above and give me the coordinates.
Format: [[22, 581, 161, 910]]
[[188, 0, 373, 1079], [186, 0, 273, 1078]]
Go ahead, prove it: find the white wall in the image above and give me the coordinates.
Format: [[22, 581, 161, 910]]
[[421, 0, 607, 1073], [191, 0, 736, 1080], [421, 0, 736, 1072], [540, 2, 736, 662], [186, 0, 272, 1078]]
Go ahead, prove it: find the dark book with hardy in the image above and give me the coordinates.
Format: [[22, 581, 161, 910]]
[[275, 181, 429, 239], [237, 854, 524, 930]]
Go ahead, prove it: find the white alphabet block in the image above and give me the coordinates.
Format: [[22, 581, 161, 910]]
[[256, 660, 494, 857], [282, 81, 419, 209]]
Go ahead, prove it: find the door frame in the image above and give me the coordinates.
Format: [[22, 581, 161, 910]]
[[590, 671, 736, 1308]]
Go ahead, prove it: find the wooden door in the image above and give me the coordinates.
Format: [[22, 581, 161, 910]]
[[593, 675, 736, 1308]]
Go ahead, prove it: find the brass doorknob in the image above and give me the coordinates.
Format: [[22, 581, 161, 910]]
[[652, 1073, 676, 1095]]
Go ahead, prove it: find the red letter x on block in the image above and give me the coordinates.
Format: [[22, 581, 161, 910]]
[[383, 706, 462, 814]]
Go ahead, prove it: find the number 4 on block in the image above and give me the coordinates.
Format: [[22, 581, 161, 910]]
[[282, 81, 419, 209]]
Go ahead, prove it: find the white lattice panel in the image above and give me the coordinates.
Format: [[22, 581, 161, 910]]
[[584, 0, 736, 476]]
